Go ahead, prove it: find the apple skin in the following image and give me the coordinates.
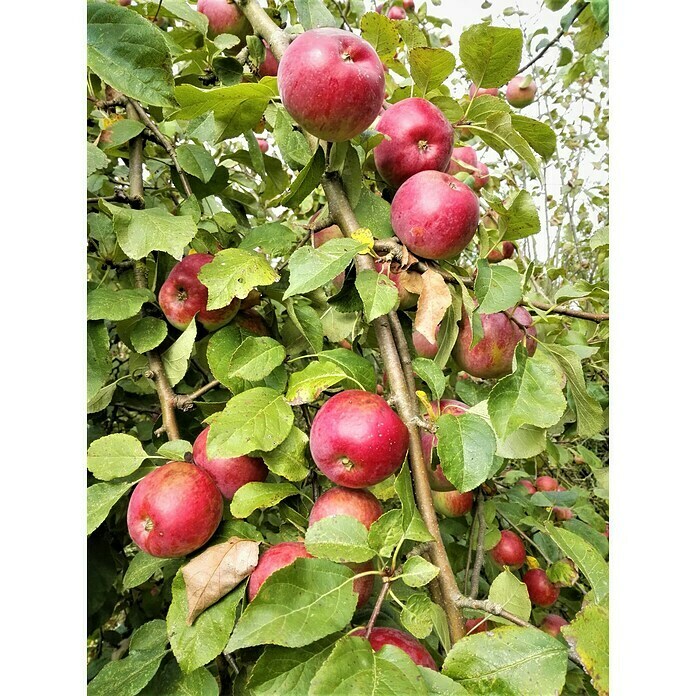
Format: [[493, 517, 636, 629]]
[[308, 486, 383, 530], [523, 568, 560, 607], [487, 241, 515, 263], [310, 390, 410, 488], [471, 161, 489, 190], [350, 560, 376, 608], [375, 259, 419, 310], [313, 224, 346, 288], [352, 627, 437, 669], [197, 0, 250, 38], [506, 75, 538, 108], [247, 541, 313, 601], [421, 399, 469, 491], [432, 489, 474, 518], [490, 529, 526, 569], [516, 479, 537, 495], [127, 461, 223, 558], [374, 98, 454, 189], [278, 28, 385, 142], [469, 84, 500, 98], [535, 476, 559, 492], [403, 0, 415, 9], [234, 309, 272, 337], [118, 0, 131, 5], [447, 145, 478, 175], [465, 618, 489, 635], [192, 426, 268, 501], [413, 326, 439, 359], [158, 253, 241, 332], [391, 170, 480, 260], [256, 138, 269, 154], [453, 306, 537, 379], [258, 40, 279, 78], [387, 6, 407, 19], [540, 614, 569, 638]]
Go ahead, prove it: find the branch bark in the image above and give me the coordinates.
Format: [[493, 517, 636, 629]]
[[173, 380, 221, 411], [365, 579, 391, 639]]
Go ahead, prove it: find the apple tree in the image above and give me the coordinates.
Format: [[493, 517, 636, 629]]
[[87, 1, 609, 694]]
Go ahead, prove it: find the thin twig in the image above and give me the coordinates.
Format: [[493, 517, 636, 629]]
[[469, 490, 486, 599], [365, 579, 391, 640], [173, 380, 222, 411]]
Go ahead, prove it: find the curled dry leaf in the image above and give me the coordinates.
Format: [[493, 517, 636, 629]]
[[182, 537, 260, 625], [401, 270, 424, 295], [414, 269, 452, 344]]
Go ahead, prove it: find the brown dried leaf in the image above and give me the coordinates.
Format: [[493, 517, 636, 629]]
[[400, 270, 424, 295], [182, 537, 260, 625], [414, 270, 452, 344]]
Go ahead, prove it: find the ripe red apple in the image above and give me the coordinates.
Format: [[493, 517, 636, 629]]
[[516, 479, 537, 495], [256, 137, 269, 154], [464, 618, 489, 635], [540, 613, 569, 638], [447, 145, 477, 175], [350, 560, 376, 608], [158, 253, 240, 331], [310, 391, 409, 488], [313, 224, 346, 288], [192, 426, 268, 500], [258, 40, 279, 78], [413, 326, 439, 359], [469, 84, 500, 98], [374, 98, 454, 189], [247, 541, 313, 601], [403, 0, 415, 9], [506, 75, 538, 108], [387, 6, 407, 19], [487, 241, 515, 263], [278, 29, 385, 142], [535, 476, 559, 492], [375, 259, 419, 309], [197, 0, 250, 38], [352, 627, 437, 669], [470, 161, 489, 190], [522, 568, 560, 607], [490, 529, 526, 569], [308, 486, 383, 530], [391, 170, 480, 260], [431, 489, 474, 518], [127, 461, 223, 558], [421, 399, 469, 491], [453, 306, 537, 379]]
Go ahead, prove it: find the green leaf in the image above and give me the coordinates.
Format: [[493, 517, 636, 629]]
[[105, 203, 197, 261], [273, 107, 313, 169], [88, 321, 111, 401], [305, 515, 376, 563], [198, 248, 279, 311], [473, 261, 522, 314], [412, 358, 446, 401], [437, 413, 497, 492], [246, 636, 338, 695], [544, 524, 609, 602], [319, 348, 377, 392], [227, 336, 286, 382], [160, 0, 209, 34], [295, 0, 338, 29], [589, 226, 609, 250], [227, 558, 358, 651], [562, 603, 609, 696], [395, 465, 433, 542], [401, 593, 435, 639], [539, 343, 605, 437], [354, 188, 394, 240], [309, 637, 428, 695], [401, 556, 440, 588], [87, 288, 153, 322], [206, 325, 244, 391], [87, 649, 166, 696], [167, 573, 243, 673], [123, 551, 167, 590], [472, 112, 539, 177], [443, 626, 567, 694], [368, 509, 405, 557], [87, 480, 137, 535], [286, 360, 348, 405], [434, 290, 462, 369], [100, 119, 146, 150], [174, 82, 276, 141], [87, 1, 175, 107], [499, 190, 541, 241], [87, 433, 148, 481], [590, 0, 609, 32], [488, 346, 566, 439], [466, 93, 510, 123], [487, 569, 531, 622], [510, 115, 557, 159], [229, 482, 299, 518], [458, 24, 523, 88], [418, 668, 468, 695], [284, 238, 366, 299], [410, 47, 456, 96], [360, 12, 400, 57], [206, 387, 294, 458], [157, 440, 193, 462], [88, 141, 109, 176], [130, 317, 168, 353], [278, 147, 326, 209], [140, 660, 219, 696], [176, 144, 216, 184], [396, 20, 428, 48], [239, 222, 297, 257], [162, 319, 197, 387], [131, 620, 169, 653], [87, 382, 118, 414], [261, 427, 309, 482], [286, 301, 325, 354], [355, 269, 400, 322]]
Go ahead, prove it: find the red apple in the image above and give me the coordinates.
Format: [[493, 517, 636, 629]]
[[192, 426, 268, 501], [308, 486, 383, 530], [310, 390, 409, 488], [447, 145, 478, 175], [421, 399, 469, 491], [469, 84, 500, 98], [118, 0, 131, 5], [603, 523, 609, 539], [350, 560, 376, 608], [352, 627, 437, 669], [490, 529, 526, 569], [278, 28, 385, 142], [540, 614, 569, 638], [535, 476, 559, 492], [127, 461, 223, 558], [403, 0, 415, 9], [256, 137, 269, 153], [375, 259, 419, 310], [413, 326, 439, 359], [523, 568, 560, 607], [374, 98, 454, 189], [464, 618, 489, 635], [516, 479, 537, 495], [506, 75, 538, 108], [197, 0, 250, 38], [391, 170, 480, 260], [387, 6, 407, 19], [471, 161, 489, 190], [431, 489, 474, 517], [158, 253, 240, 331], [487, 241, 515, 263], [258, 40, 279, 78], [453, 306, 537, 379], [247, 541, 313, 601], [234, 309, 272, 337]]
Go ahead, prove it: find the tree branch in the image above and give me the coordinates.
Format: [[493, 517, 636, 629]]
[[469, 490, 486, 599], [173, 380, 221, 411], [365, 578, 391, 640]]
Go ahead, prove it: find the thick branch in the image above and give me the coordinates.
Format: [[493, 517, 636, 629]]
[[237, 0, 289, 57], [468, 490, 486, 599]]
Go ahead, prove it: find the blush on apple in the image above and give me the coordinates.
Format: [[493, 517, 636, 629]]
[[247, 541, 312, 601], [540, 613, 569, 638], [469, 84, 500, 98], [464, 618, 489, 635], [522, 568, 560, 607], [387, 6, 407, 19], [258, 40, 279, 78], [196, 0, 250, 38], [487, 241, 515, 263], [506, 75, 538, 108], [256, 137, 269, 153], [490, 529, 526, 569], [308, 486, 383, 530], [413, 325, 440, 359], [431, 489, 474, 518], [352, 627, 437, 669]]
